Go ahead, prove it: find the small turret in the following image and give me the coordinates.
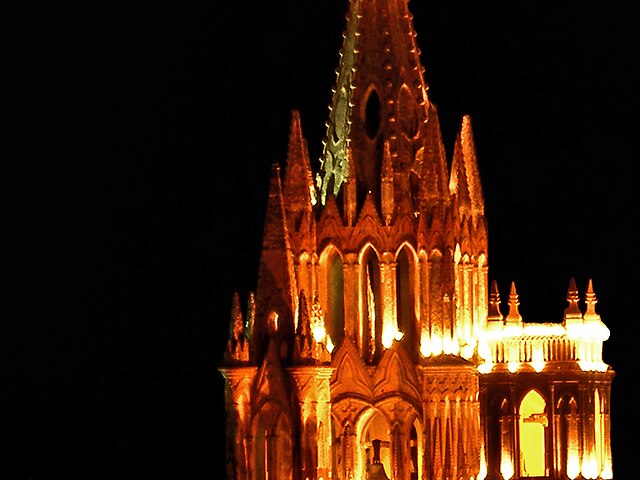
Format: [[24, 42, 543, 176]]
[[563, 277, 583, 332], [582, 279, 610, 339], [225, 291, 249, 363], [487, 281, 504, 324], [505, 281, 523, 327]]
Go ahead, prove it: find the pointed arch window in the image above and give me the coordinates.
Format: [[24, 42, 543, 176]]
[[364, 88, 381, 140], [253, 409, 293, 480], [557, 395, 579, 479], [361, 247, 382, 362], [326, 249, 345, 345], [396, 245, 417, 353]]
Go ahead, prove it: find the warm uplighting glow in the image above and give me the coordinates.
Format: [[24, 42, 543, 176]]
[[461, 343, 475, 359], [479, 320, 610, 373], [325, 335, 334, 353], [500, 459, 514, 480], [478, 444, 487, 480], [313, 324, 326, 343], [477, 361, 493, 374], [507, 361, 519, 373], [381, 325, 395, 349], [567, 454, 580, 479], [220, 1, 615, 479]]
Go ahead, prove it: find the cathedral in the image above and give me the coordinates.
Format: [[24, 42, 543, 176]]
[[219, 1, 614, 479]]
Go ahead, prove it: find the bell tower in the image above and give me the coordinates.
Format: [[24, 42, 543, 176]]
[[219, 1, 614, 479]]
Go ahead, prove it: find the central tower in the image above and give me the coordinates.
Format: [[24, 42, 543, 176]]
[[219, 1, 614, 479]]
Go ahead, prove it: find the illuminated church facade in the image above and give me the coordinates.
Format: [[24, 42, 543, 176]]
[[219, 1, 614, 479]]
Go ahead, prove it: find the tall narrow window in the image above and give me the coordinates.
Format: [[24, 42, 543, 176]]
[[361, 247, 381, 362], [519, 390, 547, 477], [396, 246, 416, 353], [364, 89, 381, 139], [327, 250, 345, 345], [595, 389, 604, 476], [409, 423, 419, 480]]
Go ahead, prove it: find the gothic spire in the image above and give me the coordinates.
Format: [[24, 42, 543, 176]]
[[225, 291, 249, 363], [419, 103, 449, 206], [283, 110, 317, 224], [253, 164, 298, 361], [317, 0, 432, 205], [459, 115, 485, 217], [450, 115, 485, 219]]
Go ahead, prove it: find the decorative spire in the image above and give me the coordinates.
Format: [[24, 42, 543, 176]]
[[381, 140, 394, 226], [294, 290, 314, 362], [283, 110, 317, 228], [231, 291, 244, 340], [459, 115, 485, 217], [487, 281, 503, 323], [318, 0, 432, 205], [449, 129, 472, 216], [225, 292, 249, 363], [419, 103, 449, 205], [564, 277, 582, 316], [253, 164, 298, 361], [293, 290, 331, 364], [505, 281, 522, 325], [245, 291, 255, 341], [583, 278, 601, 323]]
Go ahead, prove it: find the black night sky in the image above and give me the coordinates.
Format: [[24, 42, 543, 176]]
[[9, 1, 637, 478]]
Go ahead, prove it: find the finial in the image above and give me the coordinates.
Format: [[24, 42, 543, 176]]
[[505, 281, 522, 324], [584, 278, 602, 323], [564, 277, 582, 317], [487, 280, 503, 322], [230, 291, 244, 341], [296, 290, 311, 337], [245, 291, 256, 340], [226, 292, 249, 363]]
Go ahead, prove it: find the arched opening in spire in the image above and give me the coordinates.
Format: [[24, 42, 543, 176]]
[[519, 390, 547, 477], [363, 88, 381, 140], [396, 244, 417, 355], [361, 245, 382, 362]]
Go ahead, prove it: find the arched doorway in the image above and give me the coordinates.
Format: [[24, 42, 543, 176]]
[[519, 390, 547, 477], [357, 409, 391, 479]]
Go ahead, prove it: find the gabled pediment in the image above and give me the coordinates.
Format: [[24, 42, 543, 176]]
[[373, 341, 421, 401], [330, 337, 373, 402], [252, 338, 289, 413], [317, 194, 344, 240]]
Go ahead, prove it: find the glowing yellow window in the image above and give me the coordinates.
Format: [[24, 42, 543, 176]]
[[519, 390, 547, 477]]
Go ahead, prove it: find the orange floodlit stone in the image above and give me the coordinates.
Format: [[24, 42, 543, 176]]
[[219, 1, 614, 479]]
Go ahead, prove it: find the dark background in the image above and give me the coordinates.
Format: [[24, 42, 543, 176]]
[[8, 1, 637, 478]]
